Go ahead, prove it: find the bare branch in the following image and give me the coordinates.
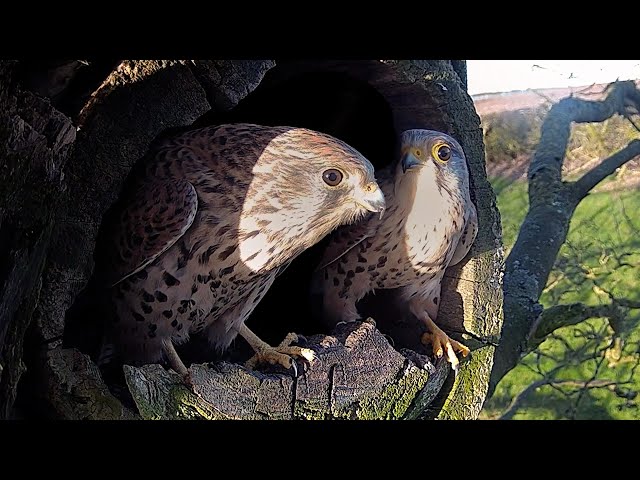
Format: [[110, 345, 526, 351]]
[[499, 378, 618, 420], [531, 89, 555, 105], [499, 379, 548, 420], [527, 302, 628, 351], [490, 80, 640, 395], [592, 281, 640, 310], [624, 113, 640, 132], [558, 379, 619, 390], [570, 337, 612, 419], [574, 83, 601, 97], [616, 298, 640, 309], [528, 80, 640, 186], [571, 140, 640, 201]]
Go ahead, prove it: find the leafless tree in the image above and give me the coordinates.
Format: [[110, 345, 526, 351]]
[[489, 81, 640, 417]]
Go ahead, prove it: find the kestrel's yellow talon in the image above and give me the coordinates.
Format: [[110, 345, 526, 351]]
[[445, 342, 459, 371], [277, 332, 300, 349], [239, 324, 316, 375], [245, 345, 316, 372], [421, 325, 469, 371], [458, 343, 471, 358]]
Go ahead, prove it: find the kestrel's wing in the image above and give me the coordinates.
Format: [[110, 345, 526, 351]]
[[449, 201, 478, 266], [106, 177, 198, 287], [275, 260, 293, 278]]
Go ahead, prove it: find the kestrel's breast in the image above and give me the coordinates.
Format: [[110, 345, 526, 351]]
[[381, 201, 465, 277]]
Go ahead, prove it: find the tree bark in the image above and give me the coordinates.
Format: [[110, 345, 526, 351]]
[[125, 321, 451, 420], [0, 60, 76, 418], [0, 60, 502, 419]]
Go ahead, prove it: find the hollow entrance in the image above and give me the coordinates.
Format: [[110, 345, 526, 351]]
[[66, 60, 445, 376]]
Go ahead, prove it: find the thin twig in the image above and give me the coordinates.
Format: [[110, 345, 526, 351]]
[[500, 378, 618, 420], [571, 140, 640, 201]]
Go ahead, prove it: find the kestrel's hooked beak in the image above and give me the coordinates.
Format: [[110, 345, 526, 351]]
[[401, 151, 421, 173], [357, 182, 386, 219]]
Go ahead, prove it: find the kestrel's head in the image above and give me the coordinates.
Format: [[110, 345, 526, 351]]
[[239, 125, 385, 270], [255, 126, 385, 221], [398, 129, 470, 191]]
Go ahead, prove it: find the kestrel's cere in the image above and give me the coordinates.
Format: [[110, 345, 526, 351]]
[[314, 130, 477, 372], [96, 123, 385, 383]]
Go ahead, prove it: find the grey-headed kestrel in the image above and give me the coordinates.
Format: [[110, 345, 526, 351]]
[[97, 123, 385, 383], [313, 129, 477, 372]]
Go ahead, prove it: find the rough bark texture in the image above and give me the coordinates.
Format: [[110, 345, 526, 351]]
[[39, 348, 138, 420], [489, 80, 640, 396], [0, 59, 502, 420], [125, 321, 449, 420], [0, 60, 76, 418]]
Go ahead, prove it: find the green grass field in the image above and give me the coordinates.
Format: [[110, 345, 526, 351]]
[[482, 178, 640, 419]]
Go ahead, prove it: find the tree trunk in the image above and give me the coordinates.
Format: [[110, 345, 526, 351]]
[[0, 60, 503, 419]]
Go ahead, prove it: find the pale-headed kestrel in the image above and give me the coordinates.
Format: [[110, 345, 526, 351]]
[[314, 130, 478, 372], [98, 123, 385, 383]]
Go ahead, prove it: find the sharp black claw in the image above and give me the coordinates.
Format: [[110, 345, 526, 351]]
[[296, 334, 308, 344], [290, 360, 298, 377], [424, 361, 437, 374]]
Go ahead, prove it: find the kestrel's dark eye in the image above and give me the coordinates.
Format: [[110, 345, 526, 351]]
[[432, 143, 452, 163], [322, 168, 343, 186]]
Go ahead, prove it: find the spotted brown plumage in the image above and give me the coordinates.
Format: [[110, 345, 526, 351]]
[[314, 130, 478, 372], [98, 123, 386, 381]]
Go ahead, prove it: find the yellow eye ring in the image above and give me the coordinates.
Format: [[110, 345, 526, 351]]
[[432, 143, 452, 163]]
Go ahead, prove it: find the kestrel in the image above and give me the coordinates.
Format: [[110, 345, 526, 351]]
[[314, 129, 477, 372], [96, 123, 385, 383]]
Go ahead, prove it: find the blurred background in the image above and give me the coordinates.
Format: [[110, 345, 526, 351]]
[[468, 60, 640, 419]]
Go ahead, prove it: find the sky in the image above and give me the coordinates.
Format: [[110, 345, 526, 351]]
[[466, 60, 640, 96]]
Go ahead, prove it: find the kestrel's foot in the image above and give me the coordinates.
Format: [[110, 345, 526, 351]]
[[162, 337, 197, 392], [421, 323, 470, 373], [238, 325, 316, 376]]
